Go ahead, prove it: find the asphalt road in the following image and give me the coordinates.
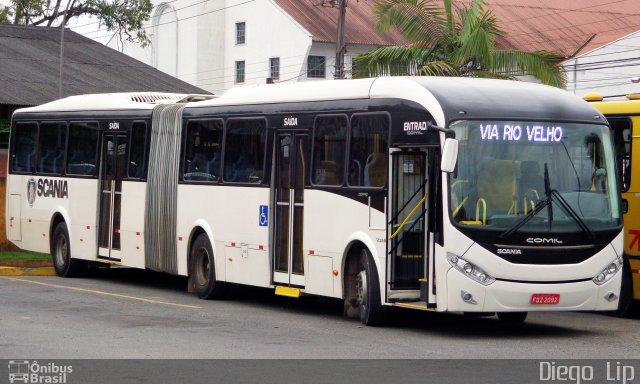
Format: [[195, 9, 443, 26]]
[[1, 268, 640, 359]]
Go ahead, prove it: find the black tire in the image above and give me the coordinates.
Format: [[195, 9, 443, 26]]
[[51, 222, 85, 277], [357, 248, 388, 326], [611, 257, 635, 317], [189, 233, 227, 300], [497, 312, 527, 324]]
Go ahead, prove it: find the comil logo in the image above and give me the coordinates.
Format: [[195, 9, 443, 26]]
[[526, 237, 563, 245], [7, 360, 73, 383]]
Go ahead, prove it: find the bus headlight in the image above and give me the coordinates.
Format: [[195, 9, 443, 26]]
[[448, 253, 495, 286], [592, 258, 622, 286]]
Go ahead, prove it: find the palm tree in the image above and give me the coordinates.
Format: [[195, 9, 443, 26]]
[[353, 0, 566, 87]]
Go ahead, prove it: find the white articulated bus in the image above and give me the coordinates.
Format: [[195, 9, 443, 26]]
[[6, 77, 624, 325]]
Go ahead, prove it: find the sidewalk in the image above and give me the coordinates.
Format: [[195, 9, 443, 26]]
[[0, 259, 56, 276]]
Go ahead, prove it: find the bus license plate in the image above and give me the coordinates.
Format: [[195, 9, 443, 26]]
[[530, 294, 560, 305]]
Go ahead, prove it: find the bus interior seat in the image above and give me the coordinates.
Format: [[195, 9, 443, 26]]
[[476, 160, 518, 214], [315, 160, 337, 185], [188, 152, 208, 173], [518, 161, 543, 209], [39, 149, 58, 173], [206, 151, 220, 177], [364, 152, 388, 187], [228, 153, 254, 182]]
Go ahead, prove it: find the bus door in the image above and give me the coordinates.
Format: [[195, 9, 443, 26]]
[[272, 131, 308, 287], [98, 132, 128, 261], [387, 149, 434, 304]]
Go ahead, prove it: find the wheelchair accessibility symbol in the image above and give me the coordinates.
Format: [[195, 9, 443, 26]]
[[259, 205, 268, 226]]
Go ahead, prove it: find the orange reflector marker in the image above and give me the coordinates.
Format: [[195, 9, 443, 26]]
[[332, 269, 339, 276]]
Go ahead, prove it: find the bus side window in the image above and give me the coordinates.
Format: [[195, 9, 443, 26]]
[[128, 122, 148, 179], [349, 114, 389, 187], [66, 122, 99, 176], [609, 118, 632, 191], [223, 118, 266, 183], [183, 119, 223, 183], [11, 122, 38, 173], [37, 122, 67, 175], [312, 115, 347, 186]]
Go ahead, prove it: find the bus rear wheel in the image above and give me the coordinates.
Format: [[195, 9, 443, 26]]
[[189, 233, 227, 300], [51, 222, 85, 277], [356, 248, 387, 326], [497, 312, 527, 324]]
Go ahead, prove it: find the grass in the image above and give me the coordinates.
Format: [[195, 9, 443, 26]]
[[0, 251, 51, 260]]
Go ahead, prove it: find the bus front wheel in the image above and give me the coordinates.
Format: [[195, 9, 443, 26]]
[[189, 233, 227, 300], [51, 222, 85, 277], [356, 249, 387, 326]]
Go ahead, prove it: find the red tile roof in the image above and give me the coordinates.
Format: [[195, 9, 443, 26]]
[[482, 0, 640, 58], [275, 0, 640, 58], [273, 0, 406, 46]]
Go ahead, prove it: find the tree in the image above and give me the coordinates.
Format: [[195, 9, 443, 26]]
[[353, 0, 566, 87], [0, 0, 153, 45]]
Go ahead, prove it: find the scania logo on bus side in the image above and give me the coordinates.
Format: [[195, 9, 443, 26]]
[[526, 237, 563, 245], [27, 178, 69, 205], [27, 178, 36, 207]]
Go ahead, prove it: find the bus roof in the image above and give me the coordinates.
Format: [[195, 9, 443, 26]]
[[588, 98, 640, 115], [14, 92, 212, 114], [186, 77, 605, 126]]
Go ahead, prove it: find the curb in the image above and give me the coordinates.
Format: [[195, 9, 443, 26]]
[[0, 266, 57, 276]]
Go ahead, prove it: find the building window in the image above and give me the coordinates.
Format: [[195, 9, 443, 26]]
[[235, 22, 246, 45], [307, 56, 326, 78], [235, 61, 245, 83], [270, 57, 280, 81]]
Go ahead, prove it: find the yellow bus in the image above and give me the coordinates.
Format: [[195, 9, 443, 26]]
[[586, 92, 639, 316]]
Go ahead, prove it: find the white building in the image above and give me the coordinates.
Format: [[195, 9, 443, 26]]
[[564, 31, 640, 99], [107, 0, 405, 95]]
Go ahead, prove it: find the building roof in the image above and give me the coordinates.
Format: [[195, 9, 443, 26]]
[[273, 0, 406, 46], [481, 0, 640, 58], [0, 24, 209, 106], [275, 0, 640, 59]]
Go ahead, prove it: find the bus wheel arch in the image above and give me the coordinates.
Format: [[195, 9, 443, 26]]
[[187, 228, 227, 299], [342, 242, 387, 325]]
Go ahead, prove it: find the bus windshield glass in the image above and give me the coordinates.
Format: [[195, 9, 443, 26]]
[[449, 120, 621, 233]]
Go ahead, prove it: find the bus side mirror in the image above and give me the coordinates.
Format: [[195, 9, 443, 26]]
[[441, 138, 458, 173]]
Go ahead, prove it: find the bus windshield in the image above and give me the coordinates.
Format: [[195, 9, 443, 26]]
[[449, 120, 621, 233]]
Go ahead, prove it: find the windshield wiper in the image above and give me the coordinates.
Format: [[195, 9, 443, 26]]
[[551, 189, 594, 240], [499, 163, 594, 240]]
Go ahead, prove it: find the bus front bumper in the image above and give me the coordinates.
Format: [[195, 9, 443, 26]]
[[446, 268, 622, 312]]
